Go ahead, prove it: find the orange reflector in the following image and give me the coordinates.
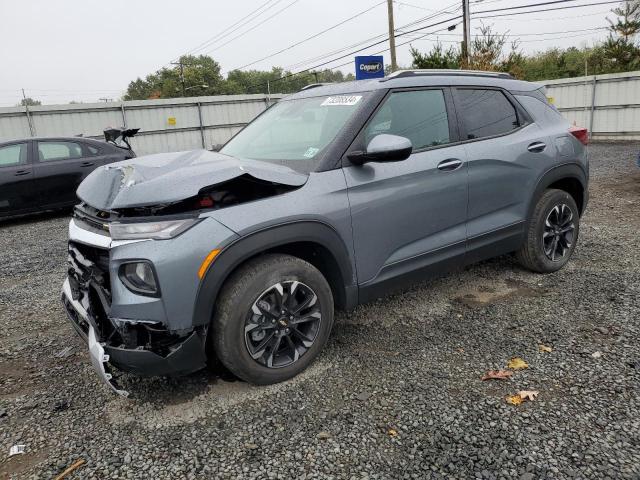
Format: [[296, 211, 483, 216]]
[[198, 249, 221, 279]]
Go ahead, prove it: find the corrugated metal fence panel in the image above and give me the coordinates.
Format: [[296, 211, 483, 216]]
[[0, 94, 285, 155], [543, 71, 640, 140], [32, 107, 123, 138], [0, 108, 31, 139]]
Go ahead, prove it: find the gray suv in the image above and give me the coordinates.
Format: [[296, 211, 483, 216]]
[[61, 70, 589, 395]]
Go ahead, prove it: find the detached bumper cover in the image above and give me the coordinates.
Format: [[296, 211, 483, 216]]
[[61, 276, 207, 394]]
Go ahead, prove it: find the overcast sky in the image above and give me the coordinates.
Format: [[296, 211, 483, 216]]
[[0, 0, 616, 106]]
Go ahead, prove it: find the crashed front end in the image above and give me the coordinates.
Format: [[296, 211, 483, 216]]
[[60, 150, 306, 395], [61, 209, 211, 396]]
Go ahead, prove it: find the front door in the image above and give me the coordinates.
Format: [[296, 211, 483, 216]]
[[343, 88, 468, 299], [0, 141, 37, 216]]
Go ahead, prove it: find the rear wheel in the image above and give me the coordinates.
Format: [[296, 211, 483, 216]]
[[211, 254, 334, 385], [516, 189, 580, 273]]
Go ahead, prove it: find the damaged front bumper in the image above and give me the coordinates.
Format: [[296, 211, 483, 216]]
[[60, 226, 208, 396]]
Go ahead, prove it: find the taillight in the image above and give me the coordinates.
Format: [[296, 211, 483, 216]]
[[569, 126, 589, 146]]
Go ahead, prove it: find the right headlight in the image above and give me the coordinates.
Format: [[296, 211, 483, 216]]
[[109, 218, 200, 240]]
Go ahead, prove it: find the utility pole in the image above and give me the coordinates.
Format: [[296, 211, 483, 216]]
[[22, 88, 35, 137], [462, 0, 471, 66], [171, 61, 186, 96], [387, 0, 398, 72]]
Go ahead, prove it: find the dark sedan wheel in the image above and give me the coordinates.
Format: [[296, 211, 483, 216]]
[[212, 254, 334, 385], [516, 188, 580, 273]]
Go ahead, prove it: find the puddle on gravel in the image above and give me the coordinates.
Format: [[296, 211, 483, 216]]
[[104, 359, 333, 429], [455, 278, 542, 308]]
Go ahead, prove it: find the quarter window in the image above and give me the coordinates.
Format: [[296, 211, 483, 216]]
[[455, 89, 519, 139], [365, 89, 450, 150], [0, 143, 27, 167], [37, 141, 83, 162]]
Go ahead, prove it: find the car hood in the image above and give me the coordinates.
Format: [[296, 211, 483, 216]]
[[77, 149, 308, 210]]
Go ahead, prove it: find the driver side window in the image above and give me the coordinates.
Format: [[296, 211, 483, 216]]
[[365, 89, 450, 150]]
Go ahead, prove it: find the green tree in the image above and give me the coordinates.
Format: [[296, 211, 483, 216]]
[[124, 55, 224, 100], [410, 43, 460, 69], [19, 97, 41, 106]]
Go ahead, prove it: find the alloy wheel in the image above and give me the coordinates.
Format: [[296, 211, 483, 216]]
[[543, 203, 575, 261], [244, 281, 322, 368]]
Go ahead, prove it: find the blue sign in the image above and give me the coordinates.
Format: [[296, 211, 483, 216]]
[[355, 56, 384, 80]]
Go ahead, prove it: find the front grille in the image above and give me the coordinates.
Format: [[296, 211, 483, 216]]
[[69, 241, 110, 273]]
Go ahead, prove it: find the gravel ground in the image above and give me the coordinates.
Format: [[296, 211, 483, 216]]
[[1, 143, 639, 480]]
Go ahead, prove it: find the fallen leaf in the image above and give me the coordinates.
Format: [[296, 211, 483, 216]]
[[507, 357, 529, 370], [539, 344, 553, 353], [481, 370, 513, 381], [518, 390, 539, 401], [387, 428, 398, 437], [505, 394, 523, 405]]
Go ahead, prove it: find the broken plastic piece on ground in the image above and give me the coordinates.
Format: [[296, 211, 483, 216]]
[[87, 326, 129, 397], [55, 346, 74, 358], [9, 444, 26, 456]]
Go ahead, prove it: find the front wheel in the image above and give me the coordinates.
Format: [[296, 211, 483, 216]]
[[211, 254, 334, 385], [516, 188, 580, 273]]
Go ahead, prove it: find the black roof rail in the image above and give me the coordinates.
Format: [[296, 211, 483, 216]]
[[300, 82, 334, 91], [380, 69, 513, 81]]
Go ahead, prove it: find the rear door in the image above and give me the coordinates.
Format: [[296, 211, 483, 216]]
[[452, 87, 558, 261], [85, 141, 129, 166], [0, 141, 38, 216], [34, 139, 95, 208], [343, 87, 468, 295]]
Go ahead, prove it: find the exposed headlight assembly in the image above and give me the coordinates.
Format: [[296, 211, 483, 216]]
[[109, 218, 200, 240]]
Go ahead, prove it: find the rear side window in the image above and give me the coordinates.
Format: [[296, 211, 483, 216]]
[[455, 89, 519, 140], [0, 143, 27, 167], [37, 141, 83, 162], [365, 89, 450, 150], [87, 144, 100, 155]]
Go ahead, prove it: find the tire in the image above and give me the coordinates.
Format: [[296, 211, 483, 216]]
[[211, 254, 334, 385], [516, 188, 580, 273]]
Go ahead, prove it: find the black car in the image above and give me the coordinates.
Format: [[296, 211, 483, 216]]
[[0, 130, 137, 218]]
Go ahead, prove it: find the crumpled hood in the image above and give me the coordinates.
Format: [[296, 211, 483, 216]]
[[77, 149, 308, 210]]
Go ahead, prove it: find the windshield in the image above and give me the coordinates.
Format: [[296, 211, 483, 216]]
[[221, 94, 367, 173]]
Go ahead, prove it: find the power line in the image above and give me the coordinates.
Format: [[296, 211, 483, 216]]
[[254, 0, 623, 89], [248, 13, 464, 90], [229, 1, 386, 71], [474, 0, 626, 19], [180, 0, 282, 58], [201, 0, 302, 55], [285, 0, 461, 70], [402, 26, 607, 37]]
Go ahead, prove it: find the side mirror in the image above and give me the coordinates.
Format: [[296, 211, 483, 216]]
[[348, 134, 412, 165]]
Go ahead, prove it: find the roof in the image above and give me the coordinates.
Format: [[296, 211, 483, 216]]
[[1, 136, 108, 144], [288, 70, 539, 100]]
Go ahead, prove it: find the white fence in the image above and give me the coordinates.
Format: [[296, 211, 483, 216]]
[[0, 94, 284, 156], [542, 70, 640, 141], [1, 72, 639, 152]]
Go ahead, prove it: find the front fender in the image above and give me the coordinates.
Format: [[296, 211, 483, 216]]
[[192, 220, 357, 327]]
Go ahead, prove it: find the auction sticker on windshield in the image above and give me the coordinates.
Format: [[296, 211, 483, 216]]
[[321, 96, 362, 106]]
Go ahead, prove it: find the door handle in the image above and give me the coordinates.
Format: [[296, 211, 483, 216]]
[[527, 141, 546, 153], [437, 158, 463, 171], [80, 161, 95, 167], [14, 170, 30, 176]]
